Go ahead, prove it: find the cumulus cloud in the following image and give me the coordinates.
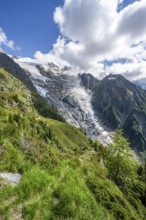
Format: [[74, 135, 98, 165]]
[[117, 1, 146, 42], [35, 0, 146, 81], [0, 28, 20, 50]]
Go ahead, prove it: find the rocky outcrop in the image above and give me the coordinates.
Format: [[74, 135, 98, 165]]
[[0, 173, 21, 186]]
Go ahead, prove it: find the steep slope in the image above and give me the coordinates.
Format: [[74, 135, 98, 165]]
[[0, 51, 36, 92], [92, 74, 146, 151], [0, 69, 90, 156], [0, 51, 65, 122], [0, 69, 146, 220]]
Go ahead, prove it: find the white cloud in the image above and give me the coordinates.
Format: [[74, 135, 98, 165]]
[[0, 28, 20, 50], [117, 0, 146, 43], [104, 40, 146, 80], [34, 0, 146, 81]]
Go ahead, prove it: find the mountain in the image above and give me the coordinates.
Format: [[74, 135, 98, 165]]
[[0, 52, 144, 151], [91, 74, 146, 151], [0, 69, 145, 220], [13, 56, 146, 151]]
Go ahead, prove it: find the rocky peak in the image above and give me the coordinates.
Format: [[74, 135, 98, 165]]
[[80, 73, 99, 91]]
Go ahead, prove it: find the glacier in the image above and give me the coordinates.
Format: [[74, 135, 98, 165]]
[[14, 57, 113, 145]]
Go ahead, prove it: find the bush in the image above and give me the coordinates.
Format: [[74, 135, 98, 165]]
[[17, 166, 50, 200], [0, 141, 24, 172]]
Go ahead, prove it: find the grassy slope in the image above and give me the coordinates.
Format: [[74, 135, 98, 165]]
[[0, 69, 89, 158], [0, 69, 145, 220]]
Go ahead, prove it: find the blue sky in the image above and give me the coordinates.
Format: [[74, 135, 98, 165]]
[[119, 0, 140, 8], [0, 0, 63, 57], [0, 0, 138, 57]]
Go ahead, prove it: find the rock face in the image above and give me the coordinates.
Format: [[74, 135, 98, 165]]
[[91, 74, 146, 151], [80, 73, 100, 91]]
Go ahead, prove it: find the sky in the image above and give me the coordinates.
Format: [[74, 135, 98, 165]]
[[0, 0, 63, 57], [0, 0, 146, 82]]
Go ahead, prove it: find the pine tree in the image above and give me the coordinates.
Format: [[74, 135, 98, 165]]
[[106, 130, 139, 191]]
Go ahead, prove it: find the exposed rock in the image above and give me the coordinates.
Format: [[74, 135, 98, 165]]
[[0, 173, 21, 186], [80, 73, 99, 91]]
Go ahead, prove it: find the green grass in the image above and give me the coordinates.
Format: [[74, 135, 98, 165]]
[[0, 69, 146, 220], [14, 161, 115, 220]]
